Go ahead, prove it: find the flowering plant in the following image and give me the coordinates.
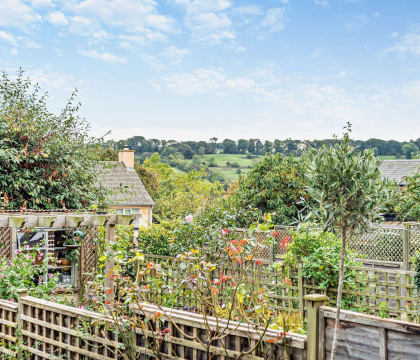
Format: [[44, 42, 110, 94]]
[[0, 247, 60, 302]]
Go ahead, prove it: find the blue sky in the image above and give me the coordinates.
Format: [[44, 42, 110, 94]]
[[1, 0, 420, 141]]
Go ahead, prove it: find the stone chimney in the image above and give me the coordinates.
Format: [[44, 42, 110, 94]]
[[119, 144, 135, 170]]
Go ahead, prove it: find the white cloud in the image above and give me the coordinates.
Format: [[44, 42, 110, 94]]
[[161, 69, 255, 95], [224, 78, 254, 91], [315, 0, 329, 6], [26, 70, 74, 91], [164, 69, 226, 95], [279, 0, 289, 3], [231, 5, 262, 16], [235, 46, 246, 53], [0, 31, 17, 45], [47, 11, 69, 26], [385, 29, 420, 56], [186, 0, 231, 16], [262, 8, 286, 32], [30, 0, 54, 8], [391, 32, 398, 38], [186, 12, 235, 43], [0, 0, 41, 27], [162, 46, 189, 64], [335, 71, 346, 79], [141, 54, 165, 70], [78, 50, 126, 63], [71, 0, 176, 34], [374, 13, 380, 18]]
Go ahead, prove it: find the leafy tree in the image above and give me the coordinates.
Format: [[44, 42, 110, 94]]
[[255, 139, 263, 154], [237, 139, 248, 154], [274, 139, 283, 153], [264, 140, 273, 154], [247, 139, 255, 154], [177, 143, 195, 159], [231, 153, 308, 225], [222, 139, 237, 154], [142, 153, 174, 181], [0, 70, 118, 210], [402, 142, 419, 159], [153, 169, 224, 223], [394, 172, 420, 220], [304, 124, 388, 360], [160, 146, 177, 157], [209, 137, 218, 154], [198, 146, 206, 156]]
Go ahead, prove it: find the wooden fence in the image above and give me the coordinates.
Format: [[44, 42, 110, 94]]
[[0, 291, 307, 360], [319, 306, 420, 360], [241, 224, 420, 268], [138, 254, 418, 320]]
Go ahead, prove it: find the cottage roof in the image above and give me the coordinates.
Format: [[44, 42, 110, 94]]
[[97, 162, 154, 206], [379, 160, 420, 185]]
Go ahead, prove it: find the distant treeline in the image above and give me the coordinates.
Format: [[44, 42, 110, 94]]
[[113, 136, 420, 160]]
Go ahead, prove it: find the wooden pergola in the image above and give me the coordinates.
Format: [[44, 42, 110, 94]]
[[0, 213, 140, 295]]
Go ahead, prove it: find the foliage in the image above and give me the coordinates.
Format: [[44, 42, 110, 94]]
[[137, 222, 172, 256], [85, 220, 301, 360], [231, 153, 309, 225], [153, 168, 224, 223], [413, 251, 420, 296], [0, 70, 120, 210], [0, 246, 60, 302], [394, 172, 420, 221], [303, 123, 388, 360], [304, 124, 388, 234], [402, 142, 419, 159]]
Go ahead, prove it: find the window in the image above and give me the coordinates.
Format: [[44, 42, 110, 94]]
[[17, 229, 75, 287], [123, 209, 132, 215], [116, 209, 124, 215], [132, 209, 140, 214]]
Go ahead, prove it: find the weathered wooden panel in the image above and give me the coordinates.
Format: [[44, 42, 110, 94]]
[[387, 329, 420, 359], [324, 317, 380, 360]]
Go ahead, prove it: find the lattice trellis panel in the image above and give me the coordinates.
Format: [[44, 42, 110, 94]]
[[273, 226, 295, 257], [347, 228, 404, 262], [409, 224, 420, 258], [0, 227, 11, 260], [235, 230, 272, 259], [80, 226, 98, 286]]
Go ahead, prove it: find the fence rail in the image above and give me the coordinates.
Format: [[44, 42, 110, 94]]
[[139, 254, 418, 320], [0, 292, 306, 360], [237, 224, 420, 268]]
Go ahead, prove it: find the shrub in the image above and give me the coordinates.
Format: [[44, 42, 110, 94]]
[[230, 161, 240, 168], [137, 223, 172, 256], [231, 153, 309, 225]]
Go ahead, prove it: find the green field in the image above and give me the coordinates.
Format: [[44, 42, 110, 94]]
[[378, 156, 398, 160], [177, 153, 262, 181], [175, 154, 399, 182]]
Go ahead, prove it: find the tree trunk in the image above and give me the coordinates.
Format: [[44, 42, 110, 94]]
[[330, 227, 346, 360]]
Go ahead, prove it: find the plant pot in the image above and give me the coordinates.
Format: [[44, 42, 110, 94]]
[[64, 244, 81, 250]]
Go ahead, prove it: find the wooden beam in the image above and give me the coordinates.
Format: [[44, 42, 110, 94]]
[[0, 216, 9, 227], [38, 216, 57, 228], [105, 223, 115, 301], [8, 216, 26, 228], [65, 215, 85, 228]]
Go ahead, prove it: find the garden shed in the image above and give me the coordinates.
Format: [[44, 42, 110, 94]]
[[0, 212, 139, 294], [379, 159, 420, 185]]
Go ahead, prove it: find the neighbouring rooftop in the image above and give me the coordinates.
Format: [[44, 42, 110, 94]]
[[97, 162, 154, 207], [379, 160, 420, 185]]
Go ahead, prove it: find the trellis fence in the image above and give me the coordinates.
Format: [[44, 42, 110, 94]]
[[138, 254, 418, 320], [237, 223, 420, 268], [0, 291, 307, 360]]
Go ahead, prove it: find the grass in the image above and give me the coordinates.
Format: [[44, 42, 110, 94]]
[[378, 155, 398, 160], [174, 153, 262, 181]]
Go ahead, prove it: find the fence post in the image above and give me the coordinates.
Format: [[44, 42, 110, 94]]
[[298, 265, 304, 319], [403, 223, 410, 271], [401, 223, 410, 313], [105, 224, 115, 301], [16, 288, 28, 359], [304, 294, 328, 360]]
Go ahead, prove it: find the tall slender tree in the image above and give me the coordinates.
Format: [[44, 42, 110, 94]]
[[304, 123, 388, 360]]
